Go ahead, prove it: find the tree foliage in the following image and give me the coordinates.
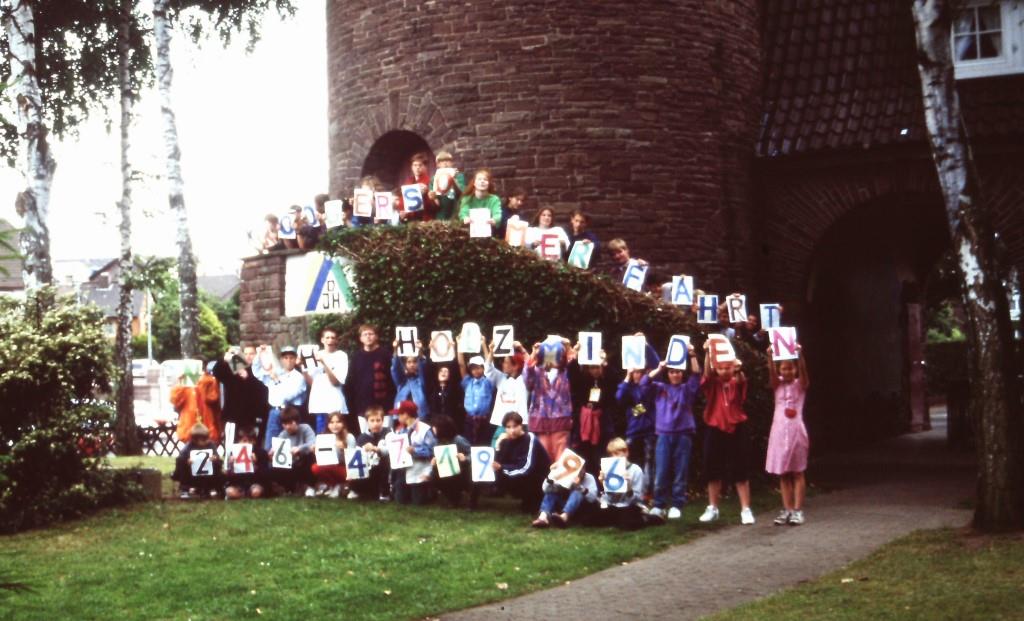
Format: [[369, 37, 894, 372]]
[[0, 287, 141, 532]]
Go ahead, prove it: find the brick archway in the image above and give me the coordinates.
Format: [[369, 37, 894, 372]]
[[360, 130, 435, 189]]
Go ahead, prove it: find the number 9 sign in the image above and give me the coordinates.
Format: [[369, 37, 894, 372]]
[[551, 448, 585, 489], [470, 447, 495, 482]]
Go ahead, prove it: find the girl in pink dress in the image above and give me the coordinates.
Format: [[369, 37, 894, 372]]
[[765, 344, 810, 525]]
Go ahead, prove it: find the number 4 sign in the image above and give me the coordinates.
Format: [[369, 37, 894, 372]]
[[600, 457, 628, 493], [550, 448, 585, 489], [270, 437, 292, 469], [470, 447, 496, 482], [434, 444, 461, 478], [231, 444, 254, 474], [190, 449, 214, 477], [345, 448, 369, 480]]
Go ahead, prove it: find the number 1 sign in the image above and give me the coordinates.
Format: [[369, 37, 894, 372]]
[[470, 446, 496, 482], [270, 437, 293, 469], [600, 457, 628, 493], [190, 449, 214, 477], [550, 448, 585, 489], [434, 444, 461, 478]]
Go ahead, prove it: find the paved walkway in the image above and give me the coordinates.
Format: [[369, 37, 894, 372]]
[[443, 416, 974, 621]]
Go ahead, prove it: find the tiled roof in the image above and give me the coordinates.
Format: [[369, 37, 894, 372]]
[[758, 0, 1024, 158]]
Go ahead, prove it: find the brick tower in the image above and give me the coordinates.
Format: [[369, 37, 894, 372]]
[[326, 0, 762, 289]]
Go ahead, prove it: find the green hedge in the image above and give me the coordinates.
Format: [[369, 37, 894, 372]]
[[315, 223, 775, 487]]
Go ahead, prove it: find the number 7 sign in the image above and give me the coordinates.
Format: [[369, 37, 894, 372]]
[[388, 435, 413, 469]]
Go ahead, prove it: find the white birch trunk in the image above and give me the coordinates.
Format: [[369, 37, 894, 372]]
[[2, 0, 54, 289], [912, 0, 1023, 531], [154, 0, 199, 358], [115, 0, 140, 455]]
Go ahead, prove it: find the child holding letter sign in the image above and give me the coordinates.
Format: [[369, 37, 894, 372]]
[[399, 153, 438, 221], [457, 336, 497, 446], [429, 150, 466, 220], [525, 337, 575, 460], [391, 338, 430, 422], [458, 169, 502, 229], [765, 342, 810, 525], [699, 349, 755, 525], [646, 341, 701, 521]]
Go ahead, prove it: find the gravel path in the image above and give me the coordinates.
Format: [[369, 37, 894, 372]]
[[442, 418, 974, 621]]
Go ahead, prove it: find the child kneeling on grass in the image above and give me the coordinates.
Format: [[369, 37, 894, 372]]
[[353, 406, 390, 501], [224, 426, 268, 499], [311, 412, 356, 498], [597, 437, 649, 530], [273, 406, 316, 497], [430, 414, 475, 508], [532, 469, 599, 528], [172, 423, 223, 500], [393, 400, 437, 505]]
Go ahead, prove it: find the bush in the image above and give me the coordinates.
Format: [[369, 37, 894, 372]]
[[318, 223, 774, 486], [0, 289, 143, 532]]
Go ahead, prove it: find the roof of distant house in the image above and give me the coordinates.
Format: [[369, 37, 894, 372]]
[[758, 0, 1024, 157], [198, 274, 241, 302]]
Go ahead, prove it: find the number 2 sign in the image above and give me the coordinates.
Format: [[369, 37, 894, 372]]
[[470, 447, 495, 482], [550, 448, 585, 489], [270, 437, 292, 469], [190, 449, 214, 477]]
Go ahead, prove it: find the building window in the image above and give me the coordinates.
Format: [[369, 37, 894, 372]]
[[953, 1, 1024, 79]]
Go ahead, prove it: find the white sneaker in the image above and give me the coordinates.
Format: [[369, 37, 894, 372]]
[[773, 510, 792, 525], [789, 510, 805, 525], [649, 507, 666, 519], [698, 505, 719, 523], [667, 507, 682, 520], [327, 485, 342, 499], [304, 486, 316, 498], [346, 490, 359, 500], [740, 507, 756, 525]]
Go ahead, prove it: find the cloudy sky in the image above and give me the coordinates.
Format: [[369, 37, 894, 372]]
[[0, 0, 327, 276]]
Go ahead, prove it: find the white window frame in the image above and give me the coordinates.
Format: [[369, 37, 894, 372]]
[[953, 0, 1024, 79]]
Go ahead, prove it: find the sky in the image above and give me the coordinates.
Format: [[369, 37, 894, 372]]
[[0, 0, 327, 277]]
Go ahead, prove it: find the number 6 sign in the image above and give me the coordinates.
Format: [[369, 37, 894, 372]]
[[470, 447, 496, 482], [270, 437, 292, 469], [600, 457, 628, 493], [550, 448, 585, 489]]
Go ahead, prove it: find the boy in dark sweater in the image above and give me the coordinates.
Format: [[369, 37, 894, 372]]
[[493, 412, 551, 512], [172, 423, 223, 499], [271, 406, 316, 496], [353, 406, 391, 501]]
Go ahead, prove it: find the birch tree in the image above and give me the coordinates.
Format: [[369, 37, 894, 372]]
[[1, 0, 54, 290], [153, 0, 200, 358], [114, 0, 140, 454], [912, 0, 1023, 531]]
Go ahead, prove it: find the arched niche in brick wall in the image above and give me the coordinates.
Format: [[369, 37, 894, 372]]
[[361, 130, 434, 189], [799, 194, 950, 450]]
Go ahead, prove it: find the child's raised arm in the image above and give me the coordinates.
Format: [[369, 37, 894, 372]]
[[797, 344, 810, 389], [703, 349, 714, 378], [766, 345, 780, 390], [455, 335, 468, 378], [648, 360, 667, 379]]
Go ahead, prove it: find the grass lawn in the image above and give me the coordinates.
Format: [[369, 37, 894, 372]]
[[710, 528, 1024, 621], [0, 487, 773, 621]]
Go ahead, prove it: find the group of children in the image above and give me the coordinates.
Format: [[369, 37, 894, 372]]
[[172, 322, 812, 531]]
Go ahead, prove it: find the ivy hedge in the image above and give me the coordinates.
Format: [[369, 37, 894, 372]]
[[314, 223, 775, 486]]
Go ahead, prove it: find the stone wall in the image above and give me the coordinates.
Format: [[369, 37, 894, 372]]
[[326, 0, 762, 290], [238, 250, 310, 347]]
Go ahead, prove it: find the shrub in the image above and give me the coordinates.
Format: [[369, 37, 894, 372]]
[[0, 289, 143, 532], [318, 223, 774, 486]]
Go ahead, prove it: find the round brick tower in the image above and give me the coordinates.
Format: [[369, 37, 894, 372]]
[[326, 0, 762, 288]]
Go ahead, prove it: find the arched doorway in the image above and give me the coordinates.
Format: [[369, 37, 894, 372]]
[[361, 130, 433, 189], [801, 194, 949, 448]]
